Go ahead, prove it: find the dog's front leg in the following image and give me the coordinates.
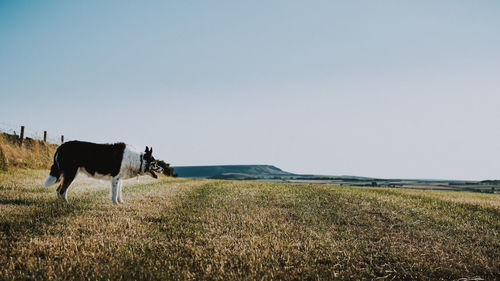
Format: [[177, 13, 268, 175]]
[[117, 180, 124, 203], [111, 177, 119, 204]]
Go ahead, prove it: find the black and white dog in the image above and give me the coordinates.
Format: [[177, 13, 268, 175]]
[[44, 141, 163, 204]]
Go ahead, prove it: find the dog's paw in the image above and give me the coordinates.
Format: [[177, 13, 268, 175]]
[[57, 192, 68, 204]]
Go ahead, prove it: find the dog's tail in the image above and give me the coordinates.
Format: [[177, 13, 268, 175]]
[[44, 151, 61, 187]]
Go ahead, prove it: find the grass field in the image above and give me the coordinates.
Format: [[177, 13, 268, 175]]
[[0, 169, 499, 280]]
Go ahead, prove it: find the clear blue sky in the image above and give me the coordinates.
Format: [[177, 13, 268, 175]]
[[1, 0, 499, 180]]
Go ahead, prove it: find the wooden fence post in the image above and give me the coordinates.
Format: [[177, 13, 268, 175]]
[[61, 135, 64, 144], [20, 126, 25, 145], [43, 131, 47, 142]]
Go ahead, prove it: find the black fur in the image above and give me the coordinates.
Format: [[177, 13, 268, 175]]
[[49, 141, 126, 196]]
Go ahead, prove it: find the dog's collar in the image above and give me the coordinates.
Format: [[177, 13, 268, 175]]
[[139, 153, 144, 173]]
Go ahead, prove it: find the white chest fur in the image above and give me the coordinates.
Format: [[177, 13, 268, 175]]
[[118, 145, 143, 179]]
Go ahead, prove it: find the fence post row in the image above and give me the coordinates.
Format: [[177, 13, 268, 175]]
[[15, 126, 64, 145]]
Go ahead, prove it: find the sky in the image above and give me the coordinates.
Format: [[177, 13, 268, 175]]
[[1, 0, 499, 180]]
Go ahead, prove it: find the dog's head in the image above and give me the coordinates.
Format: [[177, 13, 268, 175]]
[[144, 146, 163, 179]]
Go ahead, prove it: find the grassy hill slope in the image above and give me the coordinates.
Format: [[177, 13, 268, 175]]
[[0, 132, 58, 170], [0, 169, 498, 280]]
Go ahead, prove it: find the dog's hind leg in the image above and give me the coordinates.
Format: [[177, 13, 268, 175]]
[[111, 177, 119, 204], [56, 182, 64, 199], [117, 180, 124, 204], [58, 168, 77, 203]]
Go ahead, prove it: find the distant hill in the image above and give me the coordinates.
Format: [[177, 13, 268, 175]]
[[172, 164, 376, 181], [171, 164, 499, 193], [172, 165, 294, 179]]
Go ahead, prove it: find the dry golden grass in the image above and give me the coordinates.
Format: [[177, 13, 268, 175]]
[[0, 169, 499, 280], [0, 133, 57, 170]]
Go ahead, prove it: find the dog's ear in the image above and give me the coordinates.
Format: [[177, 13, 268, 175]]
[[145, 146, 150, 153], [150, 147, 153, 154]]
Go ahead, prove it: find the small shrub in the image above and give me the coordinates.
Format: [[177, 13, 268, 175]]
[[156, 159, 176, 176]]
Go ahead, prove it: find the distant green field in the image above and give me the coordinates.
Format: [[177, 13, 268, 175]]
[[1, 169, 498, 280]]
